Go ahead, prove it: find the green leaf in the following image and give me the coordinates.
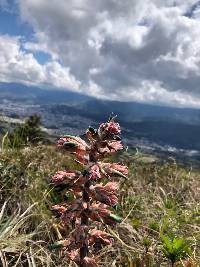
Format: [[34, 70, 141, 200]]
[[88, 126, 97, 134], [48, 240, 66, 250], [63, 142, 78, 148], [109, 213, 122, 223], [65, 192, 74, 202], [161, 235, 190, 263], [111, 169, 128, 179]]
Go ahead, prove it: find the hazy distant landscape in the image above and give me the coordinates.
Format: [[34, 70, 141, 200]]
[[1, 82, 200, 163]]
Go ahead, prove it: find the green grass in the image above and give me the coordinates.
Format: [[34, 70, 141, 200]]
[[0, 145, 199, 266]]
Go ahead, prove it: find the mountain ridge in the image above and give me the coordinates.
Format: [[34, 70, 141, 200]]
[[1, 82, 200, 160]]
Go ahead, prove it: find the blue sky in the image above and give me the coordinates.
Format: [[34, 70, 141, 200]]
[[0, 8, 29, 36], [0, 4, 50, 65], [1, 0, 200, 108]]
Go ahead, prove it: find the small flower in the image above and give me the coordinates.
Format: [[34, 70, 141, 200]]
[[88, 203, 121, 225], [99, 121, 121, 137], [89, 229, 113, 246], [57, 135, 88, 150], [57, 135, 89, 164], [82, 256, 98, 267], [107, 141, 123, 152], [51, 204, 67, 218], [66, 249, 80, 262], [104, 181, 119, 191], [88, 164, 101, 181], [52, 200, 85, 224], [63, 200, 86, 223], [98, 141, 123, 156], [74, 149, 90, 165], [87, 203, 109, 223], [52, 170, 79, 185], [89, 182, 119, 207], [101, 163, 128, 178]]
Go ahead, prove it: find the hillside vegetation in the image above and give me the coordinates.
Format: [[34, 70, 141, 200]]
[[0, 143, 199, 266]]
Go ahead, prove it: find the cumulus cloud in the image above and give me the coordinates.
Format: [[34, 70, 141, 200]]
[[0, 34, 80, 90], [1, 0, 200, 107]]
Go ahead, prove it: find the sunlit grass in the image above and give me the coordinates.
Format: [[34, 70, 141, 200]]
[[0, 145, 199, 266]]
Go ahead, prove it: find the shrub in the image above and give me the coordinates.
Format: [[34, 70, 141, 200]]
[[9, 114, 43, 148], [161, 234, 191, 267]]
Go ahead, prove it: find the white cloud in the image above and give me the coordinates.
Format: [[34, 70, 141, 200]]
[[1, 0, 200, 107], [86, 78, 200, 108], [0, 34, 81, 90]]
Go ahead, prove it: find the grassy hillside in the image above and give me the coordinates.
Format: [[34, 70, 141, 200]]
[[0, 145, 199, 266]]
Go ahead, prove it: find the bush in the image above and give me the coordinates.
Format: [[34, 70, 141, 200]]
[[8, 114, 44, 148]]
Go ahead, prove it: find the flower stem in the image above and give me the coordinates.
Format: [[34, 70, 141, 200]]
[[80, 184, 90, 267]]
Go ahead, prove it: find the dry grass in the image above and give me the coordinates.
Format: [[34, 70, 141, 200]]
[[0, 145, 199, 266]]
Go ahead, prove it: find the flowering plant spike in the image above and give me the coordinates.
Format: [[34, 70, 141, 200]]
[[51, 118, 128, 266]]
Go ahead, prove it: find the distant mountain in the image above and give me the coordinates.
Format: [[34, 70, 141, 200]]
[[1, 82, 200, 159], [0, 82, 92, 104], [1, 82, 200, 124], [80, 99, 200, 126]]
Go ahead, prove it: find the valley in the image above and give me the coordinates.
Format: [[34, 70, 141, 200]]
[[1, 82, 200, 163]]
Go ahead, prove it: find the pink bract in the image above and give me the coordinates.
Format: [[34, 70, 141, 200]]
[[88, 203, 117, 225], [102, 163, 128, 177], [66, 249, 80, 262], [82, 257, 98, 267], [90, 182, 119, 206], [88, 164, 101, 180], [57, 136, 88, 149], [89, 229, 113, 245], [108, 141, 123, 152], [52, 170, 78, 184], [99, 121, 121, 136]]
